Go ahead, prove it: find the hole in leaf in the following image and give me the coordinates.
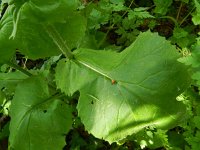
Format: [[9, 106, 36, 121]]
[[71, 47, 76, 52], [72, 111, 77, 117]]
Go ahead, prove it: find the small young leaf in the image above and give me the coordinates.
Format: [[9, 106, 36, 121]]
[[192, 0, 200, 25], [128, 8, 154, 20], [153, 0, 173, 15]]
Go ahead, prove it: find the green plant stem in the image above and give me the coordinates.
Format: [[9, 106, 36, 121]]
[[176, 2, 182, 21], [159, 16, 179, 27], [180, 7, 195, 26], [44, 24, 74, 59], [7, 62, 32, 76], [7, 62, 57, 92], [97, 24, 115, 49]]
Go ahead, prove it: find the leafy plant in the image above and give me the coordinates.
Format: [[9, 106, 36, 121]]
[[0, 0, 198, 149], [55, 31, 190, 144], [153, 0, 173, 15]]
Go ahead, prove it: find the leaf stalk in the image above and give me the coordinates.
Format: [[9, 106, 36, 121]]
[[7, 62, 32, 76], [44, 24, 74, 59]]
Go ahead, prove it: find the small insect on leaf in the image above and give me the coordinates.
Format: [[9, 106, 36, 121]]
[[111, 80, 116, 85]]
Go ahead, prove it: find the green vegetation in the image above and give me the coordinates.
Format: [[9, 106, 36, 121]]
[[0, 0, 200, 149]]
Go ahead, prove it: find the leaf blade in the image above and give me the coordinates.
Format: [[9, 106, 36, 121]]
[[9, 76, 73, 150], [56, 31, 190, 143], [0, 6, 17, 64]]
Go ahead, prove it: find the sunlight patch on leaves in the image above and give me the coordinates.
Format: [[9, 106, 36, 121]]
[[55, 31, 190, 143]]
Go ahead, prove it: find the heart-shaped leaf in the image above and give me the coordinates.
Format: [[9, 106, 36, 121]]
[[9, 76, 73, 150], [55, 31, 190, 143]]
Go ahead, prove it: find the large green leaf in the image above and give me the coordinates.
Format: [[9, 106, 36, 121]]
[[9, 76, 73, 150], [3, 0, 86, 59], [12, 0, 79, 22], [55, 59, 97, 96], [0, 6, 17, 64], [55, 31, 190, 143]]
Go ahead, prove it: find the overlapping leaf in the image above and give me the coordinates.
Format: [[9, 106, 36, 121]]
[[1, 0, 86, 59], [0, 71, 28, 92], [192, 0, 200, 25], [178, 45, 200, 91], [12, 0, 79, 23], [153, 0, 173, 15], [55, 31, 190, 143], [0, 6, 17, 64], [9, 76, 73, 150]]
